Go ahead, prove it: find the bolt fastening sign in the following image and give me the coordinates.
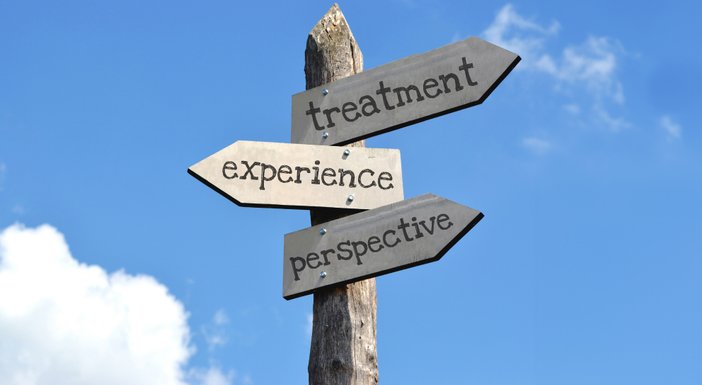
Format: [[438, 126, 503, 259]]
[[291, 37, 520, 146], [188, 141, 404, 210], [283, 194, 483, 299]]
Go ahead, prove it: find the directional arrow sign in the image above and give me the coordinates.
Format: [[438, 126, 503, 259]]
[[291, 37, 520, 146], [282, 194, 483, 299], [188, 141, 404, 210]]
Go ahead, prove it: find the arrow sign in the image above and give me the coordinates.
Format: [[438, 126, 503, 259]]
[[188, 141, 404, 210], [282, 194, 483, 299], [291, 37, 520, 146]]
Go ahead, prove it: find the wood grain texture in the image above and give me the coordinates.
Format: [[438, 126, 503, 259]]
[[306, 4, 378, 385]]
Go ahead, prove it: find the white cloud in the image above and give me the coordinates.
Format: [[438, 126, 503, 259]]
[[483, 4, 627, 131], [660, 115, 682, 141], [483, 4, 559, 63], [594, 104, 630, 132], [0, 223, 233, 385], [522, 137, 552, 155], [214, 309, 229, 325], [542, 37, 623, 103], [189, 367, 235, 385], [203, 309, 230, 351], [563, 103, 580, 115]]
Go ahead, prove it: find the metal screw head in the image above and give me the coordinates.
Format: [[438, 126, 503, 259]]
[[320, 271, 327, 278], [343, 149, 350, 156], [319, 228, 327, 236], [322, 88, 329, 96], [347, 194, 354, 202], [322, 132, 329, 139]]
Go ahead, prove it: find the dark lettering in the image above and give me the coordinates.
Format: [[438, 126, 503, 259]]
[[278, 165, 293, 183], [320, 249, 335, 266], [306, 252, 321, 269], [359, 95, 381, 116], [341, 102, 361, 122], [439, 73, 463, 93], [367, 236, 383, 252], [393, 84, 425, 107], [377, 172, 394, 190], [259, 163, 276, 190], [290, 256, 306, 281], [419, 216, 437, 235], [323, 107, 341, 128], [376, 81, 395, 110], [358, 169, 376, 188], [423, 78, 442, 98], [311, 160, 321, 185], [351, 241, 368, 265], [306, 101, 324, 130], [240, 161, 260, 180], [222, 161, 237, 179], [437, 213, 453, 230], [397, 217, 413, 242], [294, 166, 311, 184], [337, 241, 353, 260], [410, 216, 424, 239], [458, 57, 478, 86], [382, 229, 401, 248], [321, 168, 337, 186], [338, 169, 357, 187]]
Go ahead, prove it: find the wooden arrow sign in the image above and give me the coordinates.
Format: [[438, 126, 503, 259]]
[[291, 37, 520, 146], [188, 141, 404, 210], [282, 194, 483, 299]]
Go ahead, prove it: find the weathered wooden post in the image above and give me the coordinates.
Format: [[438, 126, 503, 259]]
[[305, 4, 379, 385], [189, 4, 519, 383]]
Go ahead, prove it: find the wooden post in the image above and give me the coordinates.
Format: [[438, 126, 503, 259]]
[[305, 4, 378, 385]]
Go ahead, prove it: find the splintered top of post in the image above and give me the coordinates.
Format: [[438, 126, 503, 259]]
[[305, 3, 363, 89]]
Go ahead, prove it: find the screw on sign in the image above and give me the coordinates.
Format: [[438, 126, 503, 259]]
[[188, 140, 404, 210], [187, 4, 519, 385], [292, 36, 520, 146], [283, 194, 484, 300]]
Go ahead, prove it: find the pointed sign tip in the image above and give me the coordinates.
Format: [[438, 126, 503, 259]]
[[283, 194, 483, 299]]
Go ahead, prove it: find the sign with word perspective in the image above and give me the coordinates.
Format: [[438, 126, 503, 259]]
[[282, 194, 483, 299], [291, 37, 520, 146], [188, 141, 404, 210]]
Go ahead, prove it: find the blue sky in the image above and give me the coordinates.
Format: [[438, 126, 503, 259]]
[[0, 1, 700, 384]]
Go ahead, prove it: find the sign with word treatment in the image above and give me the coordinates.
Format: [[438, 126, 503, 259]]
[[291, 37, 520, 146], [282, 194, 483, 299], [188, 141, 404, 210]]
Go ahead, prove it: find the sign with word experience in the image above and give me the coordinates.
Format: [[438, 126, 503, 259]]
[[291, 37, 520, 146], [282, 194, 483, 299], [188, 141, 404, 210]]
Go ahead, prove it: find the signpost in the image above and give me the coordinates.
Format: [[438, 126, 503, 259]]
[[188, 140, 404, 210], [291, 36, 520, 146], [283, 194, 483, 299], [188, 4, 519, 384]]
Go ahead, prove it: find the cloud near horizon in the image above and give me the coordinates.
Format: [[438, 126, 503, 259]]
[[0, 223, 233, 385]]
